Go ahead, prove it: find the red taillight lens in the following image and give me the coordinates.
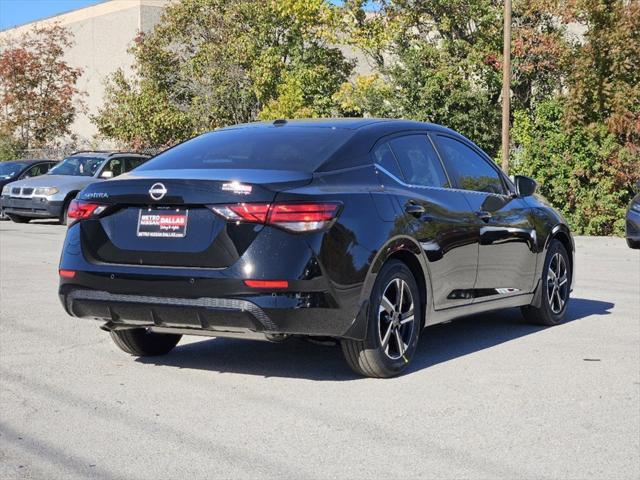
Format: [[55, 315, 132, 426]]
[[268, 203, 339, 223], [67, 200, 100, 220], [59, 269, 76, 278], [244, 280, 289, 289], [209, 202, 340, 232]]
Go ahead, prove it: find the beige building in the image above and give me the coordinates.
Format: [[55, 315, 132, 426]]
[[0, 0, 372, 148], [0, 0, 171, 146]]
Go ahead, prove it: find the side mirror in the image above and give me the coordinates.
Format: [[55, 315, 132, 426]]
[[514, 175, 537, 197], [100, 170, 114, 179]]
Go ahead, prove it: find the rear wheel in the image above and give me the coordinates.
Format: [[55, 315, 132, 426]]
[[7, 213, 30, 223], [341, 260, 421, 378], [109, 328, 182, 356], [627, 238, 640, 249], [521, 239, 571, 326]]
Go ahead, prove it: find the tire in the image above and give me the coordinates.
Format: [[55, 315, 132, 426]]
[[109, 328, 182, 356], [341, 260, 421, 378], [7, 213, 31, 223], [627, 238, 640, 249], [521, 239, 571, 326], [59, 197, 73, 225]]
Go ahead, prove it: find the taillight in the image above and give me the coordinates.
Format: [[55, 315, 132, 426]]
[[244, 279, 289, 289], [209, 202, 340, 232], [67, 200, 106, 220], [210, 204, 270, 223], [59, 269, 76, 278]]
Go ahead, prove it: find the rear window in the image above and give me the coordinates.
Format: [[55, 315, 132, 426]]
[[137, 127, 353, 172]]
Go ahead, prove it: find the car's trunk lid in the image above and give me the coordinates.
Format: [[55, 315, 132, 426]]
[[78, 169, 311, 268]]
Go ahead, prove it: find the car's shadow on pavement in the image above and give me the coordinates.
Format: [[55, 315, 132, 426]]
[[136, 297, 614, 381]]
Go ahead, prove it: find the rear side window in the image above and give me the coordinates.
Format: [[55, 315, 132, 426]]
[[102, 158, 126, 177], [373, 142, 403, 179], [435, 136, 505, 194], [138, 127, 353, 172], [125, 157, 147, 171], [388, 135, 449, 188]]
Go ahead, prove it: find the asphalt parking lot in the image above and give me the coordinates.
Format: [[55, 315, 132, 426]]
[[0, 220, 638, 479]]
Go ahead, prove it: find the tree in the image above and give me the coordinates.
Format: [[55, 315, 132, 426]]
[[338, 0, 571, 156], [94, 0, 354, 148], [0, 24, 84, 150]]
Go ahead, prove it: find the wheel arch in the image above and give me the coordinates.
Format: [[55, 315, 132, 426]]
[[546, 224, 574, 286], [364, 235, 432, 328]]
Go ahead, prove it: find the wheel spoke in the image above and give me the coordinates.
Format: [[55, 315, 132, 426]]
[[394, 328, 405, 356], [400, 315, 414, 325], [380, 295, 395, 315], [396, 279, 404, 311], [558, 274, 568, 286], [554, 289, 564, 310], [381, 322, 393, 349]]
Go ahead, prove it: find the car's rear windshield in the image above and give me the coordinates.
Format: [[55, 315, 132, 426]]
[[137, 127, 353, 172]]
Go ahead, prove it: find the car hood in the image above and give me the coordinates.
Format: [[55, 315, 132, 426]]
[[6, 174, 98, 190]]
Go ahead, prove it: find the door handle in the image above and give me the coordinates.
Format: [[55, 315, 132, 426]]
[[405, 202, 426, 217], [475, 210, 492, 222]]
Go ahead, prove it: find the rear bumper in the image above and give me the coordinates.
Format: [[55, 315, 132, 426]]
[[1, 195, 63, 218], [59, 284, 367, 339]]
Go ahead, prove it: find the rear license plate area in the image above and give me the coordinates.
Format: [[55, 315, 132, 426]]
[[137, 208, 188, 238]]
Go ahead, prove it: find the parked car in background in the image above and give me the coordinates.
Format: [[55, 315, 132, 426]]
[[0, 160, 58, 220], [1, 151, 150, 224], [626, 184, 640, 249], [58, 119, 575, 378]]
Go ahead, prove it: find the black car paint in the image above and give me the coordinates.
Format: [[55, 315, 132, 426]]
[[626, 191, 640, 248], [59, 119, 575, 341]]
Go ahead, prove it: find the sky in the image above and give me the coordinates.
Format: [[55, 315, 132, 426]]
[[0, 0, 104, 31]]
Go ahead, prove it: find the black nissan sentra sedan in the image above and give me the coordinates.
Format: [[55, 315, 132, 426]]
[[58, 119, 574, 377]]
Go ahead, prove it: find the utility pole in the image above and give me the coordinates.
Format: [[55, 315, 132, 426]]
[[501, 0, 512, 173]]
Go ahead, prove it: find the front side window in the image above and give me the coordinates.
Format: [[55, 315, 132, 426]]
[[435, 136, 505, 194], [388, 135, 449, 188], [49, 156, 105, 177], [101, 158, 126, 178], [21, 164, 47, 178]]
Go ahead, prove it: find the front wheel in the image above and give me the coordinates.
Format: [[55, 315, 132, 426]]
[[521, 239, 572, 326], [341, 260, 421, 378], [109, 328, 182, 356]]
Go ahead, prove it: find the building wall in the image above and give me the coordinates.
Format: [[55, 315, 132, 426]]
[[0, 0, 171, 147]]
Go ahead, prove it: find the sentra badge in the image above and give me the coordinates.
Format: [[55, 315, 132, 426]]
[[222, 181, 252, 195]]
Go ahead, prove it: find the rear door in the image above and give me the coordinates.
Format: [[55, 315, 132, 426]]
[[374, 134, 479, 309], [432, 134, 537, 299]]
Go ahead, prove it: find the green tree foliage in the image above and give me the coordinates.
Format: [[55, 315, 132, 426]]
[[0, 24, 84, 150], [510, 0, 639, 236], [512, 99, 637, 235], [338, 0, 570, 156], [93, 0, 353, 148]]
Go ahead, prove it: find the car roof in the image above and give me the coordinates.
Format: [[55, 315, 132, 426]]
[[223, 118, 452, 132], [69, 151, 150, 159], [2, 159, 56, 165], [217, 118, 470, 172]]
